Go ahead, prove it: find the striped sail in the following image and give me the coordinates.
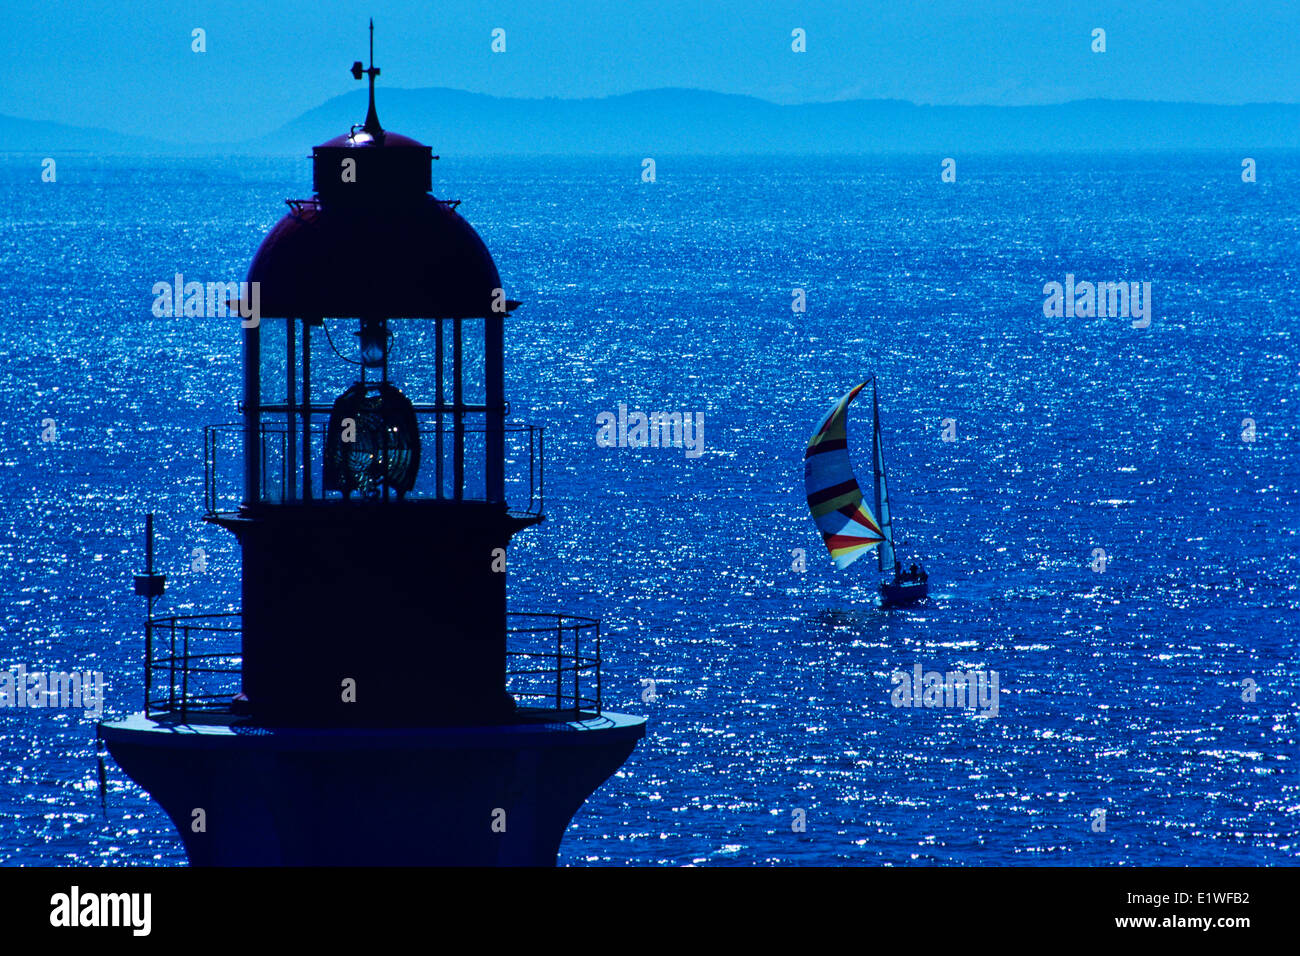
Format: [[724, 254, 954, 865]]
[[804, 382, 885, 569]]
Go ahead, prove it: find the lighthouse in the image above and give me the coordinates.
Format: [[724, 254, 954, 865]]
[[98, 24, 645, 866]]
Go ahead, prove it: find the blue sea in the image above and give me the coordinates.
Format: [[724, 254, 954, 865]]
[[0, 152, 1296, 865]]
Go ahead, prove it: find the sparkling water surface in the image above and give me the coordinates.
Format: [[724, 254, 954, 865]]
[[0, 153, 1296, 865]]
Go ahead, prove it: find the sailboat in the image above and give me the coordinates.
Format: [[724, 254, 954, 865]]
[[804, 377, 929, 605]]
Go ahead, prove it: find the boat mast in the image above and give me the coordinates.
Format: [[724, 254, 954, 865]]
[[870, 377, 896, 575]]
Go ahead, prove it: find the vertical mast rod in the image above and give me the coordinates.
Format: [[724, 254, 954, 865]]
[[871, 379, 884, 574], [871, 377, 899, 575]]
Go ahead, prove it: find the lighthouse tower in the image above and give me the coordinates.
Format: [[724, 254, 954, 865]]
[[98, 26, 645, 866]]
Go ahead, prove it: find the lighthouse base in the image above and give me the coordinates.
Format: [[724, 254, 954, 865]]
[[98, 710, 645, 866]]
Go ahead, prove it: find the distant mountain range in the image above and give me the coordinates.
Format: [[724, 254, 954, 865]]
[[0, 113, 170, 154], [4, 89, 1299, 155]]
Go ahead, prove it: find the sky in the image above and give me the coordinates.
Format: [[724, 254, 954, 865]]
[[2, 0, 1298, 142]]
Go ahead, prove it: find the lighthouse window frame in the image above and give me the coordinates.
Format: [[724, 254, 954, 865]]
[[231, 314, 528, 510]]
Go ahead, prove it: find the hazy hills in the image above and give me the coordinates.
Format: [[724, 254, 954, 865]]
[[0, 113, 172, 154], [4, 89, 1299, 155]]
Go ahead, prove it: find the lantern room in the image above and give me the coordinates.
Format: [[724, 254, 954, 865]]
[[232, 110, 525, 511]]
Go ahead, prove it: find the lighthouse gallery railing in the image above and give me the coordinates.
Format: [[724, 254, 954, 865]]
[[142, 612, 602, 719]]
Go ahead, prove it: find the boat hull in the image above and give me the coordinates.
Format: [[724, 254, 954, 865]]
[[880, 579, 928, 606]]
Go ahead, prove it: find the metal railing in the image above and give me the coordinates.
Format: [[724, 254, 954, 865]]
[[142, 611, 601, 719], [144, 613, 243, 718], [504, 613, 602, 715], [204, 415, 544, 518]]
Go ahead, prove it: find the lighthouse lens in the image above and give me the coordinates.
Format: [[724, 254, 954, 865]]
[[323, 383, 421, 498]]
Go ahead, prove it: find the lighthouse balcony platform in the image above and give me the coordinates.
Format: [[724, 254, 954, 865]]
[[138, 611, 604, 723], [203, 416, 544, 519]]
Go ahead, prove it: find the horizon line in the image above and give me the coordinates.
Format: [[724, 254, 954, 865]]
[[4, 89, 1299, 151]]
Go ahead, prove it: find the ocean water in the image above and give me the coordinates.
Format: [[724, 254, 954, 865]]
[[0, 152, 1296, 865]]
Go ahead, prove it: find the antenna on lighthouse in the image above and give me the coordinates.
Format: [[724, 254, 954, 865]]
[[350, 18, 384, 140]]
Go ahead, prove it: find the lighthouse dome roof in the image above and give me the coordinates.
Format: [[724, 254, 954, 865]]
[[244, 25, 507, 320], [245, 179, 504, 320]]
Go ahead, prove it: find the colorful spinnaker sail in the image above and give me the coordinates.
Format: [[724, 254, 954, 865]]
[[804, 382, 885, 569]]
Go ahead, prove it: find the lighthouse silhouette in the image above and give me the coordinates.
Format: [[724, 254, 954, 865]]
[[98, 23, 646, 866]]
